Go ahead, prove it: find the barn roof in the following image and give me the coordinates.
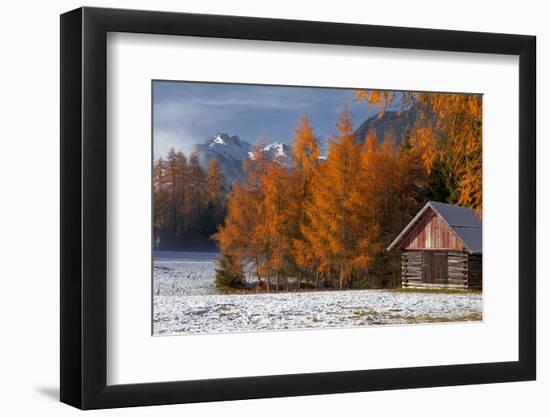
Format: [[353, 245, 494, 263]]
[[387, 201, 482, 254]]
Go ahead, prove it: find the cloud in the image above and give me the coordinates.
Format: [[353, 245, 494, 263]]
[[153, 127, 202, 159], [152, 94, 235, 158], [151, 81, 375, 154]]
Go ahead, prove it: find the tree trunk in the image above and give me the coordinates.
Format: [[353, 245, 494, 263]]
[[315, 270, 319, 290], [255, 258, 261, 283], [339, 260, 344, 290]]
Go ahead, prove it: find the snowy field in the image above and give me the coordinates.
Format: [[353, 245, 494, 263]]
[[153, 251, 482, 335], [153, 251, 221, 296]]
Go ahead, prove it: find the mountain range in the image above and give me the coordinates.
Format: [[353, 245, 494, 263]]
[[194, 133, 293, 184], [192, 106, 419, 185], [353, 104, 418, 144]]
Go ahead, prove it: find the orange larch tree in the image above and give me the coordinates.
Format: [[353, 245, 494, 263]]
[[214, 145, 275, 291], [358, 133, 426, 286], [301, 110, 366, 289], [261, 163, 301, 291], [353, 90, 482, 214], [290, 115, 322, 288]]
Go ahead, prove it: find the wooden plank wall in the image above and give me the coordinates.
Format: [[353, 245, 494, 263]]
[[467, 254, 482, 290], [401, 251, 422, 286], [403, 209, 464, 251], [447, 251, 469, 288], [401, 250, 480, 290]]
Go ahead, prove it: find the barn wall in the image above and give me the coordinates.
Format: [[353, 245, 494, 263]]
[[467, 254, 482, 290], [403, 209, 465, 251], [401, 251, 423, 286], [401, 250, 479, 290]]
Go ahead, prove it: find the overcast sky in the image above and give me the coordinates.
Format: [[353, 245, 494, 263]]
[[152, 80, 379, 158]]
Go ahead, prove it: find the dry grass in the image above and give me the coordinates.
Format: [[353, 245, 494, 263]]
[[400, 312, 483, 323], [390, 288, 482, 295]]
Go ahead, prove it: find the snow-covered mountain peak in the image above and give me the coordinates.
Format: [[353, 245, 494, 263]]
[[194, 135, 294, 184], [199, 133, 250, 159], [207, 132, 244, 148], [212, 134, 226, 145], [247, 141, 292, 164], [262, 141, 288, 157], [194, 133, 252, 184]]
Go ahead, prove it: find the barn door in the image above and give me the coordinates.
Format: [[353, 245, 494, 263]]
[[422, 252, 448, 284], [422, 252, 433, 283], [433, 252, 449, 284]]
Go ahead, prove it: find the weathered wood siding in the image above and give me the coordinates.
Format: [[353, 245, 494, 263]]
[[401, 251, 423, 286], [401, 250, 480, 290], [467, 254, 482, 290], [403, 209, 464, 251]]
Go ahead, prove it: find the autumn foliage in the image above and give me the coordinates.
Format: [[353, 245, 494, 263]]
[[353, 90, 483, 213], [153, 151, 226, 249], [215, 111, 432, 291], [155, 90, 482, 291]]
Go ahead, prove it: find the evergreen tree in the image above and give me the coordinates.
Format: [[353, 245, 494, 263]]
[[154, 150, 227, 250], [204, 158, 226, 233], [187, 152, 206, 228], [174, 151, 188, 235], [153, 157, 169, 247], [215, 254, 245, 289], [163, 148, 183, 245]]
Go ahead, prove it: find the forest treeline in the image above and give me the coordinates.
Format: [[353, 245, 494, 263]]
[[153, 152, 226, 249], [154, 91, 482, 291]]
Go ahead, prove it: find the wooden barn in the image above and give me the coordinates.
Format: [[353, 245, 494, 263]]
[[387, 201, 482, 290]]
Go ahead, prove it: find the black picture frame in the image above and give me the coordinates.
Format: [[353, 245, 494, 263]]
[[60, 6, 536, 410]]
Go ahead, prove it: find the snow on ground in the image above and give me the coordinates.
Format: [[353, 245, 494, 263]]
[[154, 251, 220, 296], [153, 251, 482, 335]]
